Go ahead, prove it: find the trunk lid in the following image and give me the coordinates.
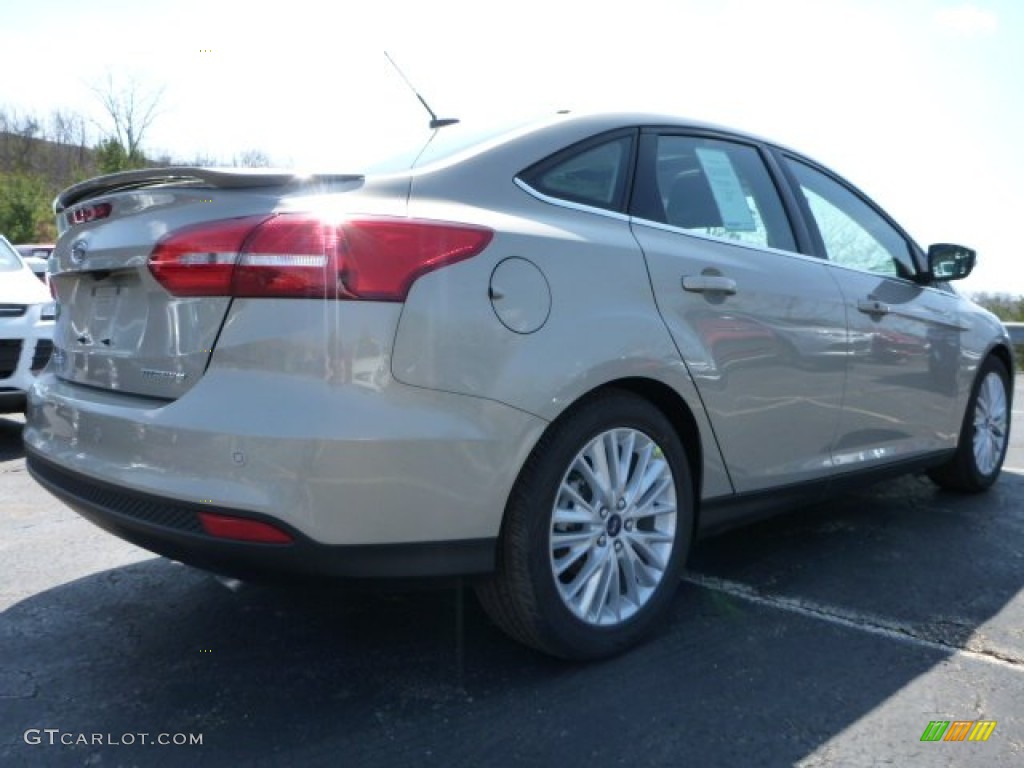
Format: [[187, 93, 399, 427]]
[[50, 167, 365, 399]]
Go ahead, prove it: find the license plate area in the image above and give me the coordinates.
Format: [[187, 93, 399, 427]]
[[66, 272, 142, 351], [87, 283, 121, 343]]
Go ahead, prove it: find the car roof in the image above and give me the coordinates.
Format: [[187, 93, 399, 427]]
[[416, 110, 806, 177], [383, 110, 790, 182], [525, 110, 793, 151]]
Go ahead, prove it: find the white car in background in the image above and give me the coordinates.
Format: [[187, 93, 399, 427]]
[[0, 235, 55, 413], [14, 243, 55, 283]]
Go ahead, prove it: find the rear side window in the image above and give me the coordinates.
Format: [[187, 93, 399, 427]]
[[521, 135, 633, 211], [631, 135, 796, 252]]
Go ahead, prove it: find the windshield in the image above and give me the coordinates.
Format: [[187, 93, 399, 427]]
[[359, 115, 554, 175], [0, 236, 25, 272]]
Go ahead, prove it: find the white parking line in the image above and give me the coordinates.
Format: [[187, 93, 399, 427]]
[[684, 572, 1023, 671]]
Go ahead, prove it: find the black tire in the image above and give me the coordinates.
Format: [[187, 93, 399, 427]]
[[928, 355, 1012, 493], [475, 389, 694, 659]]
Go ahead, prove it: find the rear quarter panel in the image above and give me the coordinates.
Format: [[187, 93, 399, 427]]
[[394, 158, 732, 500]]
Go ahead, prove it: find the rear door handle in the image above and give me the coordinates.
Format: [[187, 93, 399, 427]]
[[857, 299, 891, 316], [682, 275, 737, 295]]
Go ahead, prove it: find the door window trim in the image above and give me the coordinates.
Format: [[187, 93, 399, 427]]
[[512, 178, 632, 222], [629, 129, 814, 256], [517, 128, 639, 215]]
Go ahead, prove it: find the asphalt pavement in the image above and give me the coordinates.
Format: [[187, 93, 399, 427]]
[[2, 383, 1023, 767]]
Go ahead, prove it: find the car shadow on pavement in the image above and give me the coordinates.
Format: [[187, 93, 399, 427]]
[[2, 473, 1023, 767], [688, 471, 1024, 659]]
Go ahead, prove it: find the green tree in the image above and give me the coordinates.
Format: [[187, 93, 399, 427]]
[[972, 292, 1024, 322], [0, 172, 54, 242], [95, 137, 147, 174]]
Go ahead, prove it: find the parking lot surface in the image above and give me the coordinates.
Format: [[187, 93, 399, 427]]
[[2, 383, 1023, 767]]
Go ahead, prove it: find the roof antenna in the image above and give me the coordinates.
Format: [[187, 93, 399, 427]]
[[384, 51, 460, 130]]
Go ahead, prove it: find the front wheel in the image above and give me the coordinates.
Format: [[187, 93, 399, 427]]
[[928, 355, 1012, 492], [476, 390, 693, 659]]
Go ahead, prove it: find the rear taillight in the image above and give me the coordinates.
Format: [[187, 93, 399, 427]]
[[66, 202, 112, 227], [149, 216, 270, 297], [149, 215, 493, 301]]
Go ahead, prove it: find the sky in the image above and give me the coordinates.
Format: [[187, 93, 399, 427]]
[[2, 0, 1022, 295]]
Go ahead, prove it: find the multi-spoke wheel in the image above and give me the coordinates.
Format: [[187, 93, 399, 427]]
[[476, 390, 693, 659], [550, 428, 677, 626], [929, 356, 1011, 492]]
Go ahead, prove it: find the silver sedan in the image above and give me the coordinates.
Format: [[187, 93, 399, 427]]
[[24, 112, 1014, 659]]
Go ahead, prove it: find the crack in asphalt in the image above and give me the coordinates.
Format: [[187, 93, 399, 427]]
[[685, 572, 1024, 671]]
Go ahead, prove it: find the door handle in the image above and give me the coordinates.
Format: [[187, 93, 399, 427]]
[[682, 275, 737, 295], [857, 299, 891, 316]]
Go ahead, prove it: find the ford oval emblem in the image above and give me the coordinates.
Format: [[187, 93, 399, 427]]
[[70, 240, 88, 265]]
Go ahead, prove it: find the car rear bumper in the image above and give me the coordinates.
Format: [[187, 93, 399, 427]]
[[24, 368, 545, 555], [27, 448, 496, 580]]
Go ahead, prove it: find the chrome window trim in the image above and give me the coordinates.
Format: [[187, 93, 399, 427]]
[[816, 253, 959, 298], [517, 175, 962, 300], [513, 178, 631, 222], [628, 213, 825, 264]]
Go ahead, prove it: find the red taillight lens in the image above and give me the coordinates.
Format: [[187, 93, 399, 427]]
[[148, 215, 493, 301], [335, 219, 493, 301], [149, 215, 272, 297], [232, 216, 340, 299], [66, 202, 112, 227], [198, 511, 294, 544]]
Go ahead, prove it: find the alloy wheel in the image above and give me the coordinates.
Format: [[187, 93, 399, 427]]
[[972, 370, 1008, 476], [549, 428, 677, 626]]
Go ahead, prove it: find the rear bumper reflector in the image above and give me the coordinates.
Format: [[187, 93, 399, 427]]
[[198, 511, 293, 544]]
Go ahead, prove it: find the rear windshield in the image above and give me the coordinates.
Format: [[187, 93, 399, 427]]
[[360, 116, 551, 175], [0, 237, 24, 272]]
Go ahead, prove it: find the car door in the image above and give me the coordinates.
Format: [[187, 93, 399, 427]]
[[779, 155, 964, 469], [629, 131, 849, 494]]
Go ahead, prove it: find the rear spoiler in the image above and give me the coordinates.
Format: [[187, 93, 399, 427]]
[[55, 167, 364, 212]]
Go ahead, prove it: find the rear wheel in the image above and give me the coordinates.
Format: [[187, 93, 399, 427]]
[[476, 390, 693, 659], [928, 355, 1011, 492]]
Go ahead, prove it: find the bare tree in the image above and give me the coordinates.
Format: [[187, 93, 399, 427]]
[[49, 110, 88, 148], [46, 109, 91, 179], [0, 107, 43, 172], [234, 149, 271, 168], [187, 151, 221, 167], [91, 73, 164, 166]]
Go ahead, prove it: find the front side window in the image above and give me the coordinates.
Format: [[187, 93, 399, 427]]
[[630, 135, 796, 252], [787, 159, 915, 277], [521, 135, 633, 211]]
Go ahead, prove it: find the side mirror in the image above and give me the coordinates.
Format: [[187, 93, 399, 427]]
[[926, 243, 975, 282]]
